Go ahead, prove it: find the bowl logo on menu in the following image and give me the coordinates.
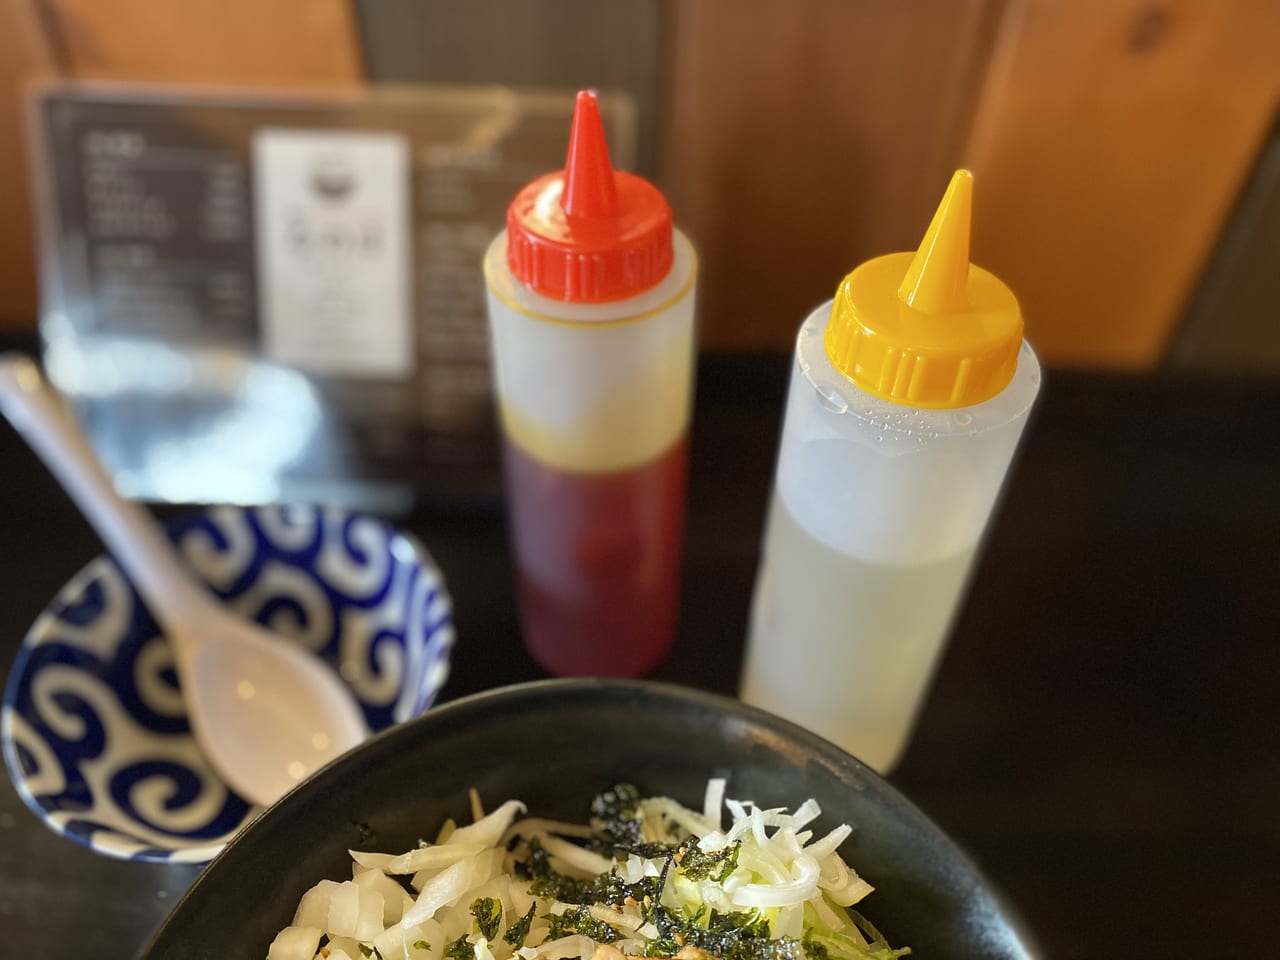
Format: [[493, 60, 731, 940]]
[[280, 152, 385, 257], [309, 152, 355, 202]]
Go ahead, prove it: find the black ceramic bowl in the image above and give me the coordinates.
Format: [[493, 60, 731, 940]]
[[139, 679, 1037, 959]]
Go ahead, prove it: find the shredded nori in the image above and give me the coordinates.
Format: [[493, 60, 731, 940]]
[[470, 897, 503, 940], [640, 902, 807, 960], [444, 934, 473, 960], [503, 902, 538, 948], [521, 836, 664, 908], [619, 840, 681, 859], [590, 784, 644, 846], [675, 836, 740, 883], [545, 905, 622, 944]]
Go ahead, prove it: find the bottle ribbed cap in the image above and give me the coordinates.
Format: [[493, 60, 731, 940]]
[[506, 90, 673, 302], [824, 170, 1024, 408]]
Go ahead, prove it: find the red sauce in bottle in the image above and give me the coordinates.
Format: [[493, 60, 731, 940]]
[[485, 91, 695, 677], [502, 433, 689, 676]]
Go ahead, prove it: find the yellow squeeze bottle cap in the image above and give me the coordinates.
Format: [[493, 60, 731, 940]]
[[824, 170, 1023, 409]]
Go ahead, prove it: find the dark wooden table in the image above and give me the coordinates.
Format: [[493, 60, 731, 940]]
[[2, 341, 1277, 958]]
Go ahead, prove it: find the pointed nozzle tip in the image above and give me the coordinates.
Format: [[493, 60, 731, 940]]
[[897, 168, 975, 315], [561, 88, 619, 220]]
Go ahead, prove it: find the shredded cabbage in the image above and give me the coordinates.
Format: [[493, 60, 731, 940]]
[[267, 779, 908, 960]]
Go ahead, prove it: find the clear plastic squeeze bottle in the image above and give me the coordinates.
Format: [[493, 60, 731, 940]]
[[739, 170, 1041, 773], [482, 90, 697, 677]]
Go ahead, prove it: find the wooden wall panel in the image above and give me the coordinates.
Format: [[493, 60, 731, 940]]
[[962, 0, 1280, 369], [39, 0, 364, 89], [0, 0, 56, 327], [661, 0, 1003, 351]]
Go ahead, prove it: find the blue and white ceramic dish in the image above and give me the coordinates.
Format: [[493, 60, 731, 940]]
[[1, 503, 454, 864]]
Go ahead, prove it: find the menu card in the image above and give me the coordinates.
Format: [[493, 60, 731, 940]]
[[31, 82, 637, 509]]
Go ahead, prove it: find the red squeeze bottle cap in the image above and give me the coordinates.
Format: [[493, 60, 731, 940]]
[[506, 90, 674, 302]]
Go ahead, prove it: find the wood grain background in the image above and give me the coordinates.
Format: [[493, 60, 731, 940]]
[[661, 0, 1280, 365], [960, 0, 1280, 367], [662, 0, 1002, 352]]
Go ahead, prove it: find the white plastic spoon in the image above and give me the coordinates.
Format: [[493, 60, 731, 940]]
[[0, 354, 368, 806]]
